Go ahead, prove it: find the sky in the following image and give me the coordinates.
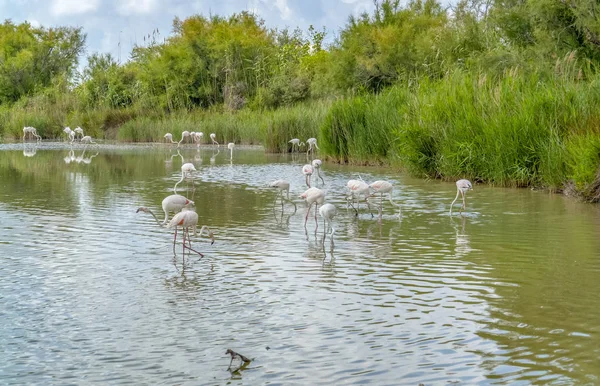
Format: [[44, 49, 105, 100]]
[[1, 0, 376, 65]]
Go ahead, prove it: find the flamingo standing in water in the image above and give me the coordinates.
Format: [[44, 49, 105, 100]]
[[210, 133, 219, 146], [64, 127, 75, 143], [450, 179, 473, 215], [300, 187, 325, 228], [74, 127, 84, 141], [174, 162, 196, 194], [22, 127, 41, 142], [302, 164, 313, 188], [347, 179, 372, 216], [269, 179, 297, 212], [167, 206, 214, 256], [164, 133, 177, 144], [178, 131, 191, 147], [368, 180, 401, 221], [319, 203, 337, 245], [228, 142, 235, 160], [80, 136, 95, 144], [306, 138, 319, 156], [311, 159, 324, 184], [136, 194, 195, 224], [288, 138, 305, 152], [193, 132, 204, 146]]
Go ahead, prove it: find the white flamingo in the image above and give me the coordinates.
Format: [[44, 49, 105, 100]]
[[136, 194, 195, 224], [22, 126, 41, 142], [302, 164, 313, 188], [177, 131, 190, 148], [164, 133, 177, 144], [269, 179, 297, 212], [210, 133, 219, 146], [80, 136, 95, 144], [174, 162, 197, 194], [450, 179, 473, 215], [347, 179, 372, 216], [288, 138, 305, 152], [74, 127, 84, 140], [228, 142, 235, 160], [167, 206, 214, 256], [368, 180, 401, 221], [311, 159, 324, 184], [63, 127, 75, 143], [299, 187, 325, 228], [193, 132, 204, 146], [306, 137, 319, 156], [319, 203, 337, 243]]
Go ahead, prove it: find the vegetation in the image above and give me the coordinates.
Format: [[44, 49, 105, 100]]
[[1, 0, 600, 201]]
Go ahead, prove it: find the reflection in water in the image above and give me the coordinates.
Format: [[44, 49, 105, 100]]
[[1, 145, 600, 385], [23, 143, 38, 157]]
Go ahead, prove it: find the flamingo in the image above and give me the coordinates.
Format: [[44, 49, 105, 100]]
[[167, 206, 214, 256], [210, 133, 219, 146], [164, 133, 177, 144], [302, 164, 313, 188], [177, 131, 190, 147], [228, 142, 235, 160], [319, 203, 337, 244], [368, 180, 401, 221], [193, 132, 204, 146], [347, 179, 372, 216], [450, 179, 473, 215], [63, 127, 75, 142], [299, 187, 325, 228], [306, 137, 319, 156], [288, 138, 305, 152], [269, 179, 297, 212], [311, 159, 325, 184], [136, 194, 195, 224], [22, 127, 41, 142], [225, 349, 251, 371], [74, 126, 84, 140], [80, 136, 95, 144], [174, 162, 197, 194]]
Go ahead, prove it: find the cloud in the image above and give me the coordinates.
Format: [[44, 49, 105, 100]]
[[116, 0, 158, 15], [51, 0, 100, 16], [274, 0, 292, 20]]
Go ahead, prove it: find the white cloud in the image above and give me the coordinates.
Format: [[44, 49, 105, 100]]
[[116, 0, 158, 15], [51, 0, 100, 16], [274, 0, 292, 20]]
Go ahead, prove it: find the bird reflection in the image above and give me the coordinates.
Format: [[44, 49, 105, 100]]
[[23, 143, 38, 157], [63, 147, 76, 164], [451, 215, 472, 258], [210, 148, 220, 165]]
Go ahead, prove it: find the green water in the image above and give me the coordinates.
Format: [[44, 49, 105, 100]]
[[1, 143, 599, 385]]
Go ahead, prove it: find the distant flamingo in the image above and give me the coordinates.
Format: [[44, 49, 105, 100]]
[[64, 127, 75, 143], [288, 138, 305, 152], [136, 194, 195, 224], [80, 135, 95, 144], [210, 133, 219, 146], [164, 133, 177, 144], [347, 179, 372, 216], [23, 127, 41, 142], [193, 132, 204, 146], [299, 187, 325, 228], [319, 203, 337, 244], [167, 206, 214, 256], [174, 162, 197, 194], [369, 180, 401, 221], [311, 159, 324, 184], [450, 179, 473, 215], [178, 131, 191, 147], [74, 127, 84, 140], [302, 164, 313, 188], [269, 179, 297, 212], [228, 142, 235, 160], [306, 137, 319, 156]]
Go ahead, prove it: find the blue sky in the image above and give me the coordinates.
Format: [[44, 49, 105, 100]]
[[2, 0, 375, 65]]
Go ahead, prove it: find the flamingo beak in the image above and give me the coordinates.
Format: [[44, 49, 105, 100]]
[[136, 207, 146, 213], [209, 232, 215, 245]]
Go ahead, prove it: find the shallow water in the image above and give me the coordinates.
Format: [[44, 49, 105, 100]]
[[1, 143, 599, 385]]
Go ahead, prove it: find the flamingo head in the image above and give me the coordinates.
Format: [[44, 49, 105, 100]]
[[209, 231, 215, 245], [136, 207, 149, 213]]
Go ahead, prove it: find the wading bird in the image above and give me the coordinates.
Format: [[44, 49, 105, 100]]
[[210, 133, 219, 146], [193, 132, 204, 146], [177, 131, 190, 147], [306, 137, 319, 156], [167, 206, 214, 256], [347, 179, 372, 216], [319, 203, 337, 243], [174, 163, 197, 194], [225, 349, 251, 371], [311, 159, 325, 184], [288, 138, 305, 152], [300, 187, 325, 228], [228, 142, 235, 160], [164, 133, 177, 144], [137, 194, 195, 224], [450, 179, 473, 216], [269, 179, 297, 212], [74, 126, 84, 141], [368, 180, 401, 221], [80, 135, 95, 144], [64, 127, 75, 143], [302, 164, 313, 188], [23, 126, 41, 142]]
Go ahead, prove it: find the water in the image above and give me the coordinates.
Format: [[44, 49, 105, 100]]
[[1, 143, 599, 385]]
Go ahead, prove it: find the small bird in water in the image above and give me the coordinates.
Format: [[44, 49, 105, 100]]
[[225, 349, 251, 370]]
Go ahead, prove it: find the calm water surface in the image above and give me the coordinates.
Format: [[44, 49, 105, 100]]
[[1, 143, 599, 385]]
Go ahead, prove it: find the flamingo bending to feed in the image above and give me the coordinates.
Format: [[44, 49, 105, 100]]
[[63, 127, 75, 142], [23, 126, 41, 142], [193, 132, 204, 146], [319, 203, 337, 244], [269, 179, 297, 212], [368, 180, 401, 221], [228, 142, 235, 160], [73, 126, 84, 140], [164, 133, 177, 144], [174, 162, 197, 194], [167, 206, 214, 256], [80, 136, 95, 144], [136, 194, 195, 224], [450, 179, 473, 215], [347, 179, 372, 216], [311, 159, 325, 184], [306, 137, 319, 156], [178, 131, 190, 147], [302, 164, 313, 188], [288, 138, 305, 152], [300, 187, 325, 228], [210, 133, 219, 146]]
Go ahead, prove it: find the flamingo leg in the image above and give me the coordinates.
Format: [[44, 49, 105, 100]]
[[460, 191, 466, 215], [173, 226, 178, 253], [314, 204, 319, 230], [304, 203, 313, 227], [450, 189, 460, 215]]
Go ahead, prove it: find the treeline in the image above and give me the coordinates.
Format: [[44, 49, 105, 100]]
[[1, 0, 600, 200]]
